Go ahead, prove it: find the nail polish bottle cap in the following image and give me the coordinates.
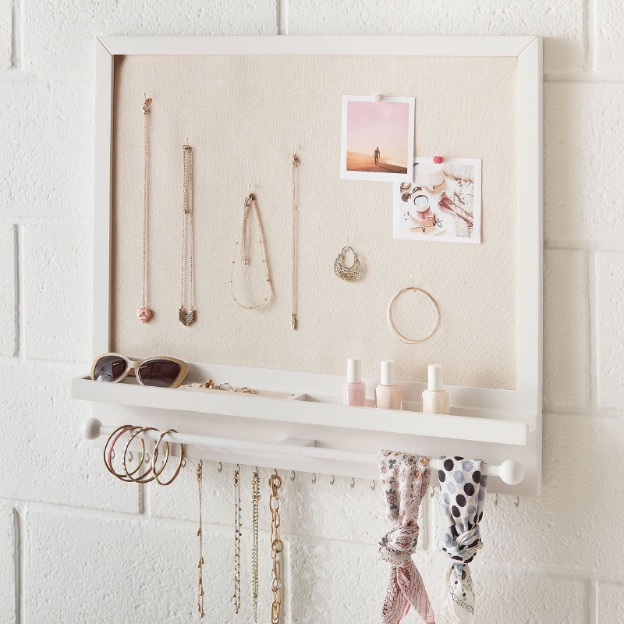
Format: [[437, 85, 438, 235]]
[[380, 360, 395, 386], [347, 359, 362, 383], [428, 364, 443, 391]]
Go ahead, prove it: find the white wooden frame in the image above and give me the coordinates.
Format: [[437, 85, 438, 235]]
[[81, 35, 543, 495]]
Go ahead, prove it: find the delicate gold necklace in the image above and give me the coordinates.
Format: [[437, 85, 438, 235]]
[[291, 152, 300, 330], [230, 193, 273, 310], [196, 460, 205, 618], [232, 465, 241, 614], [179, 144, 196, 326], [137, 97, 152, 324], [251, 468, 261, 623]]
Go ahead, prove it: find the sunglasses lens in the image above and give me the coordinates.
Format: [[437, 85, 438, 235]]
[[92, 355, 127, 382], [137, 360, 182, 388]]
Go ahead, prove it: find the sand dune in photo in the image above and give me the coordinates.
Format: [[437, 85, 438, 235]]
[[346, 151, 408, 174]]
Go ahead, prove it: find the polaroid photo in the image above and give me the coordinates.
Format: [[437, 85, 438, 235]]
[[393, 157, 482, 244], [341, 95, 415, 182]]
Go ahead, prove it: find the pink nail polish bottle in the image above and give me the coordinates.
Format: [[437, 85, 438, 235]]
[[343, 359, 366, 407]]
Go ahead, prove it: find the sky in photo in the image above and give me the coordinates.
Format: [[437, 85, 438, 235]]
[[346, 100, 411, 166]]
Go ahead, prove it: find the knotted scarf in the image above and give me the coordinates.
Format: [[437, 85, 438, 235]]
[[438, 456, 488, 624], [378, 450, 436, 624]]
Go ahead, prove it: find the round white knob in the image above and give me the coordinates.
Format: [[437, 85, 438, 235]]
[[498, 459, 524, 485], [81, 418, 102, 440]]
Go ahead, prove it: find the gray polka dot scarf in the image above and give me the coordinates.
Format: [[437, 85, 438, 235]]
[[438, 456, 488, 624], [378, 451, 436, 624]]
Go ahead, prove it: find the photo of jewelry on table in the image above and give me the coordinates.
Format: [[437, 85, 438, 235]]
[[393, 157, 482, 243]]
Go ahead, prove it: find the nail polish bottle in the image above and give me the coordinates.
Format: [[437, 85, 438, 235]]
[[375, 361, 402, 410], [421, 364, 450, 414], [343, 359, 366, 407]]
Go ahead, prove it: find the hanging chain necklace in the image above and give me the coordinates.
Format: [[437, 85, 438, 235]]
[[251, 468, 261, 623], [230, 193, 273, 310], [137, 97, 153, 324], [291, 153, 300, 330], [179, 144, 196, 326], [196, 460, 205, 619], [269, 471, 283, 624], [232, 464, 241, 614]]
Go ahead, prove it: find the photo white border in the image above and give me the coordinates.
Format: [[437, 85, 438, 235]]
[[393, 158, 482, 244], [340, 95, 415, 182]]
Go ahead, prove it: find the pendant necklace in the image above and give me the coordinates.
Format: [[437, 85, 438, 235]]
[[137, 96, 153, 324], [230, 193, 273, 310], [179, 143, 196, 326]]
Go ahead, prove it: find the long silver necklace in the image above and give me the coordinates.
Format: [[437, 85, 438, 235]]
[[291, 152, 300, 330], [179, 143, 196, 326], [137, 96, 152, 324], [230, 193, 272, 310]]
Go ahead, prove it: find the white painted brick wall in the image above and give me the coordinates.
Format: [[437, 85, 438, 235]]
[[596, 0, 624, 74], [0, 223, 17, 357], [597, 582, 624, 623], [0, 504, 16, 624], [545, 82, 624, 244], [287, 0, 585, 73], [544, 249, 590, 409], [596, 252, 624, 409], [0, 81, 93, 218], [0, 0, 11, 70], [0, 2, 623, 623], [22, 0, 279, 72]]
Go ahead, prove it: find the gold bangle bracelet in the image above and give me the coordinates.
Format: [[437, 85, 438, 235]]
[[123, 426, 162, 484], [103, 424, 143, 482], [152, 429, 185, 486], [387, 286, 441, 344]]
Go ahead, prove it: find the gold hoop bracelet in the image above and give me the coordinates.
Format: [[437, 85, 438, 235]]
[[152, 429, 185, 486], [103, 425, 143, 482], [123, 426, 163, 484], [387, 286, 441, 344]]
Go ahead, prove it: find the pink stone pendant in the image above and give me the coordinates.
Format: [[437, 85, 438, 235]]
[[137, 307, 152, 323]]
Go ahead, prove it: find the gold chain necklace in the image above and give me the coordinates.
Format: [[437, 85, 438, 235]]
[[179, 144, 196, 326], [196, 460, 205, 618], [233, 464, 241, 614], [251, 468, 261, 623], [137, 97, 152, 324], [269, 471, 283, 624], [291, 153, 300, 330], [230, 193, 273, 310]]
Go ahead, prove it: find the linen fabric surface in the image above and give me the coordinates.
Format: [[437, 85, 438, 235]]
[[438, 456, 488, 624], [378, 450, 436, 624], [112, 55, 518, 391]]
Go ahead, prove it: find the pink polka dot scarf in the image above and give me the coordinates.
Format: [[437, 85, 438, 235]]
[[437, 456, 488, 624], [378, 451, 436, 624]]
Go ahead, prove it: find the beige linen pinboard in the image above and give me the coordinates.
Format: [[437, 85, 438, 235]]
[[111, 54, 517, 389]]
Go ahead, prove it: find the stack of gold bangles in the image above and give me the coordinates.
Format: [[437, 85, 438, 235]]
[[103, 425, 185, 485]]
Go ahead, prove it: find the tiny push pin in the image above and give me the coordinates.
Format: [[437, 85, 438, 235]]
[[373, 94, 383, 102], [433, 156, 444, 164]]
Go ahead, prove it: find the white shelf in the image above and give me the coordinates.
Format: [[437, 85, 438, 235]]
[[72, 361, 540, 496], [72, 377, 528, 446]]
